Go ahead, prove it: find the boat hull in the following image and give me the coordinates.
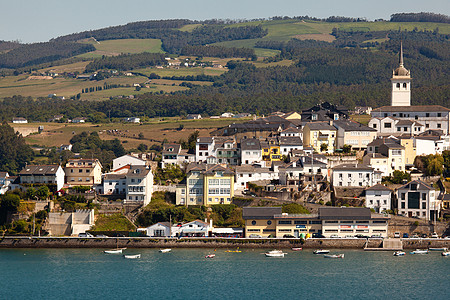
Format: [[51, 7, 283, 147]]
[[124, 254, 141, 259]]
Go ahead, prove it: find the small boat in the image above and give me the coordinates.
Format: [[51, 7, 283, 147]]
[[393, 251, 405, 256], [225, 249, 242, 253], [205, 254, 215, 258], [323, 254, 344, 258], [410, 249, 429, 254], [313, 249, 330, 254], [441, 251, 450, 256], [429, 247, 448, 251], [265, 250, 286, 257], [124, 254, 141, 259], [159, 249, 172, 253], [291, 247, 302, 251], [104, 249, 123, 254]]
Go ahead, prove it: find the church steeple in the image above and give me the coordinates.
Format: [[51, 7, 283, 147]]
[[391, 42, 411, 106]]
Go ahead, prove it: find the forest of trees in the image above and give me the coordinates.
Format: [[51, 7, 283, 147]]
[[180, 45, 256, 59], [85, 53, 167, 72], [390, 12, 450, 23], [0, 42, 95, 69], [0, 122, 34, 174]]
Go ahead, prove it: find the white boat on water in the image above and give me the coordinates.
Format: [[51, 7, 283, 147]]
[[265, 250, 286, 257], [393, 251, 405, 256], [104, 249, 123, 254], [159, 249, 172, 253], [313, 249, 330, 254], [429, 247, 447, 251], [323, 254, 344, 259], [441, 251, 450, 256], [410, 249, 429, 254], [205, 254, 215, 258], [124, 254, 141, 259], [291, 247, 302, 251]]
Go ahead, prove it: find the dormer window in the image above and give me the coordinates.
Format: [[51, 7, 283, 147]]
[[216, 171, 223, 177]]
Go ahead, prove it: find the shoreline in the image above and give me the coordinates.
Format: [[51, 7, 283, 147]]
[[1, 236, 449, 249]]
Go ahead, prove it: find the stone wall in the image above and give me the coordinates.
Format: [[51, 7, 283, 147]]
[[1, 237, 448, 249]]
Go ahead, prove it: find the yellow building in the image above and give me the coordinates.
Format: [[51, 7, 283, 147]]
[[399, 138, 416, 167], [65, 158, 102, 187], [283, 112, 302, 120], [261, 138, 281, 163], [176, 164, 234, 206], [243, 207, 390, 238], [303, 122, 337, 153]]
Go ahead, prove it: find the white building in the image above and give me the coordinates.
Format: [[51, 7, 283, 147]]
[[171, 220, 212, 237], [391, 42, 411, 106], [19, 165, 65, 191], [365, 184, 392, 213], [161, 144, 195, 169], [12, 117, 28, 124], [112, 154, 147, 171], [240, 138, 262, 165], [333, 120, 377, 150], [125, 166, 154, 206], [0, 172, 10, 194], [235, 165, 275, 191], [397, 180, 440, 221], [139, 222, 171, 237], [331, 164, 382, 187]]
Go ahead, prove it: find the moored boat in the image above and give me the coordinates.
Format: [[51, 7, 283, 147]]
[[124, 254, 141, 259], [429, 247, 447, 251], [291, 247, 302, 251], [225, 247, 241, 253], [410, 249, 429, 254], [159, 249, 172, 253], [323, 254, 344, 258], [393, 251, 405, 256], [104, 249, 123, 254], [441, 251, 450, 256], [205, 254, 215, 258], [265, 250, 286, 257], [313, 249, 330, 254]]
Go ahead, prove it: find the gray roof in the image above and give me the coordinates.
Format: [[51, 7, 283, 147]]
[[19, 165, 60, 175], [333, 120, 377, 132], [319, 207, 372, 220], [242, 207, 282, 219], [203, 164, 234, 175], [104, 173, 126, 180], [366, 184, 392, 192], [126, 166, 150, 177], [197, 137, 213, 143], [305, 122, 336, 131], [398, 180, 434, 191], [372, 105, 450, 113], [163, 144, 181, 155], [240, 138, 262, 151], [278, 136, 303, 146], [332, 164, 374, 171]]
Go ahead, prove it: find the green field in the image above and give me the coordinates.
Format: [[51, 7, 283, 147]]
[[133, 67, 227, 77], [213, 19, 450, 54], [78, 38, 164, 58]]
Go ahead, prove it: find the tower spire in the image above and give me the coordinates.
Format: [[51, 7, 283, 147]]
[[399, 41, 404, 67]]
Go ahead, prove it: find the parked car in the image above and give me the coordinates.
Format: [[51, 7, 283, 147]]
[[312, 233, 325, 238], [355, 234, 369, 239], [421, 234, 428, 238], [329, 234, 340, 238], [248, 234, 262, 238], [370, 235, 383, 239], [78, 232, 94, 237], [431, 232, 439, 238], [394, 232, 401, 238], [410, 234, 420, 239], [402, 233, 409, 238], [283, 234, 295, 238]]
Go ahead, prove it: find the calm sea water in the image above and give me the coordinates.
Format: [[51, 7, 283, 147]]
[[0, 248, 448, 299]]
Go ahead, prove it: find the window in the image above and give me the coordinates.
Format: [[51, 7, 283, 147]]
[[79, 169, 82, 173], [422, 202, 426, 209], [426, 113, 430, 117], [372, 124, 377, 129], [437, 113, 442, 117], [309, 220, 321, 224], [437, 124, 441, 128], [267, 220, 272, 225], [294, 221, 307, 224], [422, 193, 426, 200], [396, 83, 400, 88], [278, 220, 292, 225], [403, 83, 407, 88], [384, 123, 392, 128]]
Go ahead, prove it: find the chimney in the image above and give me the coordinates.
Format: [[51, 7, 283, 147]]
[[329, 120, 333, 126]]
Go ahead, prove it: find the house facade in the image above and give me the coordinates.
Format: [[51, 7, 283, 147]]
[[365, 184, 392, 213], [303, 122, 337, 153], [333, 120, 377, 150], [331, 164, 382, 187], [396, 180, 440, 221], [65, 159, 102, 187], [19, 165, 65, 191]]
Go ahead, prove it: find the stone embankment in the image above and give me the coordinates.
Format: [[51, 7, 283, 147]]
[[1, 237, 449, 249]]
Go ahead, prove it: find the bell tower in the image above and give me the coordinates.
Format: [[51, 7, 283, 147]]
[[391, 42, 411, 106]]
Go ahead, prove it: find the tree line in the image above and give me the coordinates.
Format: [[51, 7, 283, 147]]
[[85, 53, 167, 72], [390, 12, 450, 23], [180, 45, 256, 59]]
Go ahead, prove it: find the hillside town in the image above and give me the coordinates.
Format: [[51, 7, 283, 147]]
[[1, 45, 449, 241]]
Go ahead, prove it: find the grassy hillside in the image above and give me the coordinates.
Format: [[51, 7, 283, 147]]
[[214, 20, 450, 56], [78, 38, 164, 58]]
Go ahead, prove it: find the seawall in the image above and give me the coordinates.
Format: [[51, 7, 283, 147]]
[[1, 237, 449, 249]]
